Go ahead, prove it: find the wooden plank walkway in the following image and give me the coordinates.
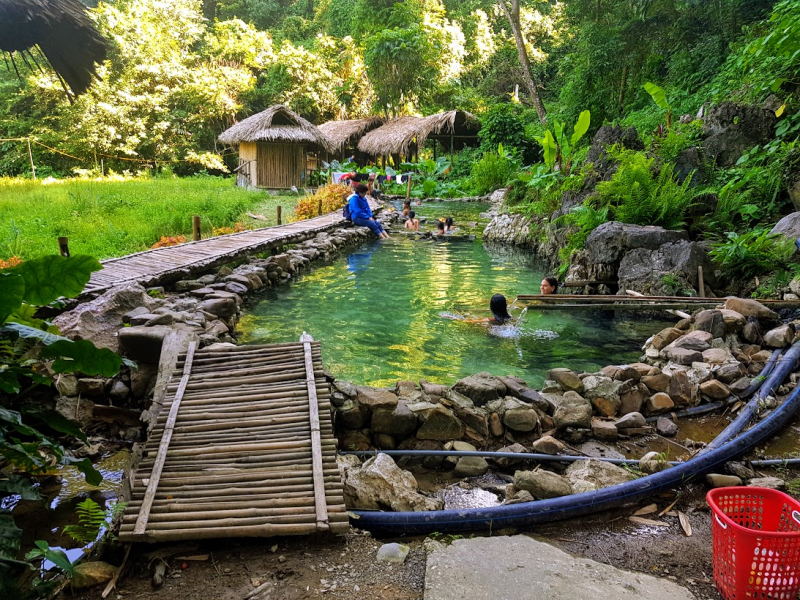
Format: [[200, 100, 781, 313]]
[[82, 212, 346, 298], [119, 334, 349, 542]]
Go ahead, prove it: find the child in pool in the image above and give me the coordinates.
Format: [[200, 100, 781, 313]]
[[403, 200, 411, 217], [445, 216, 458, 233], [435, 221, 446, 235], [405, 210, 420, 231]]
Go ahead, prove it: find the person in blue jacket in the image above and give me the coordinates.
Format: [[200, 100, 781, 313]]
[[348, 184, 389, 239]]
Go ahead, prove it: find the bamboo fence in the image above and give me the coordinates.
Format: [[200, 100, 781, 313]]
[[119, 335, 348, 542]]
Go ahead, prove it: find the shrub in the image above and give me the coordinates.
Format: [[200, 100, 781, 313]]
[[151, 235, 186, 248], [0, 256, 23, 270], [468, 147, 518, 195], [710, 229, 796, 280], [477, 104, 536, 161], [294, 184, 351, 221], [212, 222, 251, 236]]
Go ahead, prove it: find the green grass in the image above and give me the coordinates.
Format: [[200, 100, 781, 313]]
[[0, 176, 299, 261]]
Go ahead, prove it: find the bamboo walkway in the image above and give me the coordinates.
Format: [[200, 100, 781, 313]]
[[81, 212, 346, 298], [119, 334, 349, 542]]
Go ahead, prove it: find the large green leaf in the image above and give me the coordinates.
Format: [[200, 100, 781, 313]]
[[0, 514, 22, 561], [537, 131, 558, 169], [644, 82, 670, 110], [0, 272, 24, 325], [21, 408, 88, 443], [0, 408, 42, 439], [571, 110, 591, 147], [0, 323, 69, 346], [14, 255, 102, 306], [26, 541, 75, 574], [553, 120, 570, 159], [41, 340, 123, 377], [0, 475, 44, 502], [0, 368, 21, 395], [62, 457, 103, 487]]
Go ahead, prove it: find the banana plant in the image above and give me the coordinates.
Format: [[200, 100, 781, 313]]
[[535, 110, 591, 173], [644, 82, 672, 129]]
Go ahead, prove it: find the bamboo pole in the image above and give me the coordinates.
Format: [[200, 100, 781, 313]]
[[27, 139, 36, 180], [134, 341, 197, 535], [698, 265, 706, 297], [192, 216, 201, 241], [119, 521, 347, 542], [301, 332, 329, 532]]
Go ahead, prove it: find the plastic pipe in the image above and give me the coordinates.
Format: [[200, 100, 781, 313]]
[[341, 450, 683, 466], [750, 458, 800, 467], [699, 343, 800, 455], [351, 370, 800, 535]]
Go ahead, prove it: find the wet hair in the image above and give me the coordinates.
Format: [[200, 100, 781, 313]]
[[408, 211, 415, 219], [403, 200, 411, 207], [355, 183, 368, 194], [490, 294, 512, 322], [544, 276, 558, 289], [445, 217, 454, 228], [436, 221, 445, 231]]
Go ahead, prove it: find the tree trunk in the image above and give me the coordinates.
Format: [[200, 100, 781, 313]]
[[498, 0, 547, 124], [618, 65, 628, 113], [202, 0, 217, 21]]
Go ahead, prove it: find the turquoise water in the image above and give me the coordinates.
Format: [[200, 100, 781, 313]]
[[239, 203, 673, 388]]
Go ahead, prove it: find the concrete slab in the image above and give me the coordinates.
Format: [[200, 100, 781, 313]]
[[424, 535, 695, 600]]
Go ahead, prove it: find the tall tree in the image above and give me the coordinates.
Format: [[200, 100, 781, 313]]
[[497, 0, 547, 124]]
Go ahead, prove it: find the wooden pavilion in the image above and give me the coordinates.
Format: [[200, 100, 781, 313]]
[[218, 105, 333, 190]]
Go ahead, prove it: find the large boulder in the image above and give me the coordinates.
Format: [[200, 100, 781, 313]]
[[702, 102, 777, 168], [553, 394, 593, 430], [565, 459, 636, 493], [546, 368, 584, 393], [371, 401, 419, 437], [452, 372, 507, 406], [724, 298, 779, 321], [515, 469, 573, 499], [771, 212, 800, 242], [356, 386, 399, 410], [52, 284, 162, 351], [585, 222, 687, 266], [483, 213, 537, 246], [586, 125, 645, 175], [339, 453, 443, 511], [581, 375, 623, 417], [502, 401, 540, 433], [443, 390, 489, 437], [415, 405, 465, 441], [617, 240, 715, 295]]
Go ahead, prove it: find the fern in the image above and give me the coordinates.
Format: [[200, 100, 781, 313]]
[[63, 498, 126, 545]]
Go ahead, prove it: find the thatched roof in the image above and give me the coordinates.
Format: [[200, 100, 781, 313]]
[[218, 105, 333, 152], [0, 0, 108, 96], [357, 110, 481, 156], [319, 117, 385, 153]]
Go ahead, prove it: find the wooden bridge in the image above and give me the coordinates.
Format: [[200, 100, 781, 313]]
[[81, 212, 346, 299], [120, 334, 349, 542]]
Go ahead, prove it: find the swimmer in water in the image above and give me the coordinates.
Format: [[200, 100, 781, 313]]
[[540, 276, 558, 295], [441, 294, 514, 325], [405, 210, 420, 231]]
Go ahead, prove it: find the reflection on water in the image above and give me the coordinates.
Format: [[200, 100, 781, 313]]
[[239, 204, 673, 388]]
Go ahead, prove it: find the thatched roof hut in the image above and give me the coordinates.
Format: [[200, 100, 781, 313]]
[[319, 117, 385, 157], [219, 105, 332, 189], [357, 110, 481, 158]]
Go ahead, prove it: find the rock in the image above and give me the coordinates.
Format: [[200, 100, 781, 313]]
[[339, 453, 443, 511], [672, 330, 714, 351], [122, 306, 149, 324], [663, 346, 702, 365], [748, 477, 785, 490], [585, 221, 687, 266], [706, 473, 743, 488], [667, 369, 695, 406], [582, 375, 622, 417], [562, 427, 591, 444], [489, 412, 503, 436], [546, 368, 584, 393], [614, 412, 646, 429], [651, 328, 683, 351], [716, 363, 746, 384], [118, 326, 175, 364], [720, 309, 746, 332], [532, 436, 565, 455], [742, 320, 763, 344], [724, 298, 778, 321], [109, 380, 130, 400], [423, 535, 695, 600], [694, 310, 726, 338], [374, 433, 397, 450], [617, 240, 715, 295], [591, 419, 618, 442], [416, 405, 465, 441], [492, 443, 529, 468], [504, 490, 535, 504], [371, 401, 418, 437], [699, 379, 730, 400], [420, 379, 450, 397], [645, 392, 674, 414], [453, 456, 489, 478], [725, 461, 757, 480], [54, 374, 78, 396], [498, 376, 550, 411], [641, 373, 670, 393], [553, 395, 593, 430], [198, 298, 237, 319], [586, 125, 645, 174], [703, 348, 733, 364], [452, 372, 507, 406], [337, 400, 370, 429], [130, 363, 157, 399], [618, 383, 647, 415], [515, 469, 573, 499], [729, 377, 752, 396], [77, 378, 105, 397], [702, 102, 777, 168], [395, 380, 418, 396], [174, 280, 204, 292], [483, 213, 538, 246], [334, 381, 358, 398], [338, 431, 371, 451], [656, 417, 678, 437], [502, 403, 539, 433], [764, 324, 794, 348], [55, 396, 93, 427], [376, 543, 410, 564], [686, 362, 713, 386], [71, 561, 118, 589], [356, 386, 398, 410], [565, 459, 636, 492], [52, 284, 162, 351], [639, 451, 670, 474]]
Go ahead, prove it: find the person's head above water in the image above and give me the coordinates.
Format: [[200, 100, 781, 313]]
[[409, 210, 415, 219], [445, 216, 454, 229], [490, 294, 512, 321], [540, 277, 558, 295], [436, 221, 445, 232]]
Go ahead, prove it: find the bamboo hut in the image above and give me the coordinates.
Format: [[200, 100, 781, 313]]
[[319, 117, 385, 163], [219, 105, 333, 190], [357, 110, 481, 161]]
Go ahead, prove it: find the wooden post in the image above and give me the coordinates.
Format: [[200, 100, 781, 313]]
[[27, 139, 36, 181], [317, 197, 323, 216], [192, 216, 201, 241], [277, 205, 282, 225], [406, 174, 413, 201], [698, 266, 705, 297], [57, 237, 70, 257], [300, 332, 329, 531], [101, 159, 104, 178]]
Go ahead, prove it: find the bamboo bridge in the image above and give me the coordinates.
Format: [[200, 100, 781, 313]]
[[120, 334, 348, 542]]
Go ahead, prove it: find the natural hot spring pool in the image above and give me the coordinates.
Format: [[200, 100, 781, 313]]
[[238, 203, 674, 388]]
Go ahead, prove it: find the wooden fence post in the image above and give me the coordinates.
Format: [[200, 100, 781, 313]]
[[698, 266, 705, 297], [318, 197, 323, 217], [27, 139, 36, 181], [406, 174, 413, 201], [192, 216, 201, 241], [277, 205, 282, 225], [57, 237, 70, 257]]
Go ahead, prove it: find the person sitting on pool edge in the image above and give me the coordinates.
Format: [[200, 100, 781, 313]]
[[348, 184, 389, 239], [405, 210, 420, 231], [540, 276, 558, 295]]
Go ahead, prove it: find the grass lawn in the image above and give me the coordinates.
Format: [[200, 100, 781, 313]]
[[0, 176, 300, 261]]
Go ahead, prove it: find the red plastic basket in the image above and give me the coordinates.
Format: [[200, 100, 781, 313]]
[[707, 487, 800, 600]]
